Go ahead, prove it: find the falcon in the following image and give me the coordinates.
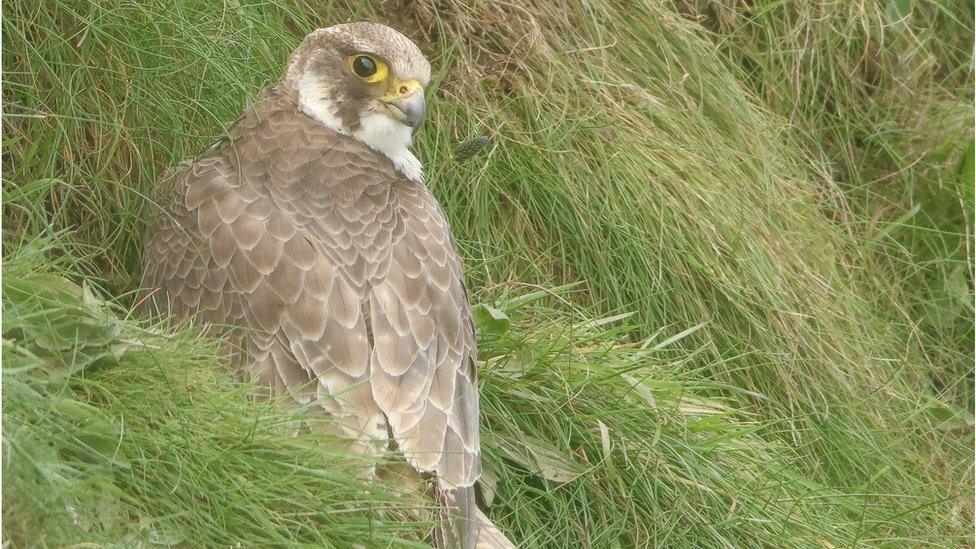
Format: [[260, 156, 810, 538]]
[[142, 22, 512, 548]]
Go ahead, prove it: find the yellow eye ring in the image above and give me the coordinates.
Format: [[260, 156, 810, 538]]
[[348, 54, 388, 84]]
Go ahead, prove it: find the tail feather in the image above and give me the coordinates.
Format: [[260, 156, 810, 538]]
[[436, 484, 478, 549], [436, 484, 515, 548]]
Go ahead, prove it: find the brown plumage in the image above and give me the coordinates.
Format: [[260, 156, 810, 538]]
[[142, 23, 512, 549]]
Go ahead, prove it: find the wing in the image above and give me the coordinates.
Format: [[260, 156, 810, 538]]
[[141, 156, 245, 333], [367, 180, 481, 489], [142, 99, 386, 445]]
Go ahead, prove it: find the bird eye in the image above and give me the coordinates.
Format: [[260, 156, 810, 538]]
[[347, 54, 388, 83], [352, 55, 377, 78]]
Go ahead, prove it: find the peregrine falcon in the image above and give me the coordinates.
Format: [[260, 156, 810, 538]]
[[142, 22, 512, 548]]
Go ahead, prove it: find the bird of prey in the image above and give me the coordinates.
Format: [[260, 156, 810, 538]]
[[142, 22, 512, 548]]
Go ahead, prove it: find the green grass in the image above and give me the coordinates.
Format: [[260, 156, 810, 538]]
[[3, 0, 973, 546], [683, 0, 975, 413]]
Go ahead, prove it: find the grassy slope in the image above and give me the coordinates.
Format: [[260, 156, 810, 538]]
[[681, 0, 975, 413], [3, 0, 972, 546]]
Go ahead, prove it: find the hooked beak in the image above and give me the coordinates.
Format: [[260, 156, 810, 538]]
[[382, 80, 426, 135]]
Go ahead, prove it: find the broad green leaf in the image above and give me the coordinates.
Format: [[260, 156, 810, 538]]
[[472, 303, 510, 336]]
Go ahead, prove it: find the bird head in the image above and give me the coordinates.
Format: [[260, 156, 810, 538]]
[[283, 23, 431, 180]]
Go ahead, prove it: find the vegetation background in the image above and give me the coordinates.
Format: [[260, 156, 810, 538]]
[[3, 0, 973, 546]]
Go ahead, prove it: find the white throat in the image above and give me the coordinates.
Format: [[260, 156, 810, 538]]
[[298, 77, 423, 182]]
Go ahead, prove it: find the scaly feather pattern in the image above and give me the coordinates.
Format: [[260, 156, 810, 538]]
[[142, 87, 489, 545]]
